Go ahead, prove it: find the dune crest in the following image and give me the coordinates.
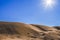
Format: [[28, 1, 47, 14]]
[[0, 22, 60, 40]]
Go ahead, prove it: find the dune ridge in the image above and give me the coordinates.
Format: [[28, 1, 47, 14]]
[[0, 22, 60, 40]]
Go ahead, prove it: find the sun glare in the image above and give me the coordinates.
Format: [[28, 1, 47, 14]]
[[42, 0, 56, 9]]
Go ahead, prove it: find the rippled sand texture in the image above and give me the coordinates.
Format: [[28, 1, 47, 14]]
[[0, 22, 60, 40]]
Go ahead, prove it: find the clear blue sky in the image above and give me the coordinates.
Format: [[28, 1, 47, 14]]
[[0, 0, 60, 26]]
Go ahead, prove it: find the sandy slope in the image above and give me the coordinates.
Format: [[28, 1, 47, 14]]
[[0, 22, 60, 40]]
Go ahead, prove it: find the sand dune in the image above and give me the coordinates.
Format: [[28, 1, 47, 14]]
[[0, 22, 60, 40]]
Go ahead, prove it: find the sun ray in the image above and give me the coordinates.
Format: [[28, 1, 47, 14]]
[[42, 0, 56, 9]]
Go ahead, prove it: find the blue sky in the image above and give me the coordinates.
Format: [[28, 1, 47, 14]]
[[0, 0, 60, 26]]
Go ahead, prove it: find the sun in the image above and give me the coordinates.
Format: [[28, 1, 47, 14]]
[[42, 0, 56, 9], [45, 0, 54, 7]]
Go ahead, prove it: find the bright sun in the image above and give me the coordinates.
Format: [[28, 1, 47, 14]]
[[42, 0, 56, 9]]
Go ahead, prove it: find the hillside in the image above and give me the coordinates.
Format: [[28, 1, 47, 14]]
[[0, 22, 60, 40]]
